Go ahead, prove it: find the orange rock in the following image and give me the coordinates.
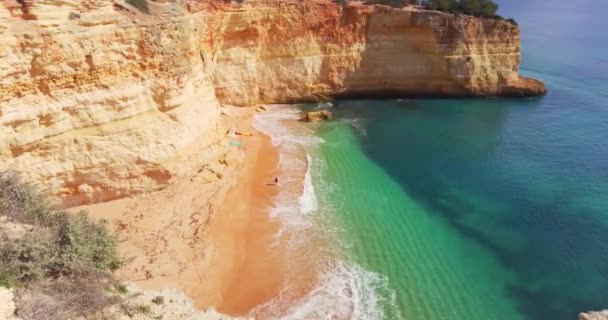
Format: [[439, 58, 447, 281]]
[[0, 0, 544, 206]]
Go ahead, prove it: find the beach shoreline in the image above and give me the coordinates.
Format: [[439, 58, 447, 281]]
[[75, 106, 318, 318], [192, 111, 286, 314]]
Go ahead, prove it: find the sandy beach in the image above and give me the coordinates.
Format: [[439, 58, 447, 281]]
[[192, 113, 286, 313], [76, 106, 318, 317]]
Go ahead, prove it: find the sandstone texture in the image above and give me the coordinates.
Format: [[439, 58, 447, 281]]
[[0, 0, 546, 206], [208, 1, 546, 105]]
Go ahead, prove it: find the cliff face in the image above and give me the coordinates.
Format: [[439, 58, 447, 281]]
[[0, 0, 545, 205], [207, 2, 546, 105], [0, 1, 223, 206]]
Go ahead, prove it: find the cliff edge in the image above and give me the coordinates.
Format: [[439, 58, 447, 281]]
[[0, 0, 546, 205]]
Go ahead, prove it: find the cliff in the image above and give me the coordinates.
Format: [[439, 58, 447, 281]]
[[207, 1, 546, 105], [0, 0, 546, 206]]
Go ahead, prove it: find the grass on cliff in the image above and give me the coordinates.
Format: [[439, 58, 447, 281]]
[[0, 172, 123, 319], [340, 0, 515, 23]]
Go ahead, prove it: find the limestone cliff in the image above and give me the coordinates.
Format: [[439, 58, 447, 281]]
[[206, 1, 546, 105], [0, 0, 223, 206], [0, 0, 545, 206]]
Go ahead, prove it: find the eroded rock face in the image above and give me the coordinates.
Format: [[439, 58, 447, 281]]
[[207, 2, 546, 105], [0, 0, 223, 206], [0, 0, 545, 206]]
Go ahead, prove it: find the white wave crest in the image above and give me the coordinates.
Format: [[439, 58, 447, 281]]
[[255, 261, 401, 320], [299, 153, 318, 214], [253, 105, 400, 320]]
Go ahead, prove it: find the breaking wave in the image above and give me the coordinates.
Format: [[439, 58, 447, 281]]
[[299, 153, 318, 214], [253, 104, 400, 320]]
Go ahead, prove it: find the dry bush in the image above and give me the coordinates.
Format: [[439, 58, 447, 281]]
[[15, 279, 122, 320], [0, 171, 52, 225], [0, 173, 120, 287], [0, 172, 123, 319]]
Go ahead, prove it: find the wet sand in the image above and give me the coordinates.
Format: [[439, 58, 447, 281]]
[[193, 124, 283, 312], [195, 114, 319, 316]]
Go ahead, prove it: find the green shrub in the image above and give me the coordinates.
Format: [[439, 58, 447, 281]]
[[151, 296, 164, 305], [364, 0, 407, 8], [0, 172, 52, 224], [136, 304, 152, 314], [506, 18, 518, 26], [115, 283, 129, 294], [423, 0, 501, 18], [0, 172, 123, 317], [0, 174, 120, 287], [0, 230, 54, 287]]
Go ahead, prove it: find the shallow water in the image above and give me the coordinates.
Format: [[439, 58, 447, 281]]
[[299, 0, 608, 319], [254, 0, 607, 318]]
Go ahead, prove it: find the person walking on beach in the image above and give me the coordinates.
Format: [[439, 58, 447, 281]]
[[274, 177, 279, 185]]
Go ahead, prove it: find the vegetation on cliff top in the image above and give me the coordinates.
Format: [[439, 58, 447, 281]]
[[340, 0, 514, 23], [423, 0, 503, 19], [0, 172, 122, 319]]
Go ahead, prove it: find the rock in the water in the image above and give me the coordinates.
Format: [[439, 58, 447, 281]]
[[305, 110, 333, 122], [500, 76, 547, 97], [580, 310, 608, 320]]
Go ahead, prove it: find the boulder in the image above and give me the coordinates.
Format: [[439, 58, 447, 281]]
[[255, 105, 268, 112], [305, 110, 333, 122]]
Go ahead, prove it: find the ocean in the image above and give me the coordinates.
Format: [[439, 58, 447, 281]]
[[255, 0, 608, 319]]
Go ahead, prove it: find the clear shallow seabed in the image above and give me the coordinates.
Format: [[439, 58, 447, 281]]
[[257, 0, 608, 319]]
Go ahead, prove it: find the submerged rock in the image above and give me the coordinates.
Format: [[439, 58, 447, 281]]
[[305, 110, 333, 122]]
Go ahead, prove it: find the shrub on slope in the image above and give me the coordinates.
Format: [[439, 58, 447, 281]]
[[0, 172, 122, 319]]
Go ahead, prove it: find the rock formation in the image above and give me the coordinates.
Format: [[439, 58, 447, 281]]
[[580, 311, 608, 320], [0, 0, 546, 206], [208, 1, 546, 105], [305, 110, 333, 122]]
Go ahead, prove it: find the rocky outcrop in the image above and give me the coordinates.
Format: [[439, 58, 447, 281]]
[[305, 110, 333, 122], [0, 0, 545, 206], [580, 311, 608, 320]]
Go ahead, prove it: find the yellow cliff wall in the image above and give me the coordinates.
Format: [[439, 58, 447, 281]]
[[0, 0, 223, 206], [206, 1, 546, 106], [0, 0, 545, 206]]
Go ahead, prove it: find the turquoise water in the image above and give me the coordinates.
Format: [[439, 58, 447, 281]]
[[307, 1, 608, 319]]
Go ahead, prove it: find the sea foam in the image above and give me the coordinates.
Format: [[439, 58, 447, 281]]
[[299, 153, 318, 214], [253, 104, 400, 319]]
